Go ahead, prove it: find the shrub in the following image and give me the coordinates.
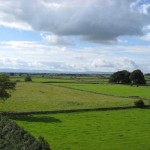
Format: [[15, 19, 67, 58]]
[[0, 116, 51, 150], [24, 75, 32, 82], [134, 99, 145, 108]]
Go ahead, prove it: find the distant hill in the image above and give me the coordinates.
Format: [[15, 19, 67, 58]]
[[0, 68, 113, 75]]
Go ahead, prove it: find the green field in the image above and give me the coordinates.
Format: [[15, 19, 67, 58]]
[[58, 83, 150, 101], [11, 109, 150, 150], [1, 76, 150, 150], [10, 75, 109, 84], [0, 82, 135, 112], [10, 76, 75, 83]]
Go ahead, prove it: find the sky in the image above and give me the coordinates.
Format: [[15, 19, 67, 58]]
[[0, 0, 150, 73]]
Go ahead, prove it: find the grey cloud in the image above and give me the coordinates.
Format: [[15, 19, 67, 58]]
[[0, 0, 150, 43], [42, 34, 75, 45]]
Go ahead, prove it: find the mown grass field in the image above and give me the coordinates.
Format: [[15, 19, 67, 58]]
[[11, 109, 150, 150], [58, 83, 150, 101], [0, 82, 135, 112]]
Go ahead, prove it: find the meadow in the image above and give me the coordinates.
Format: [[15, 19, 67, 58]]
[[11, 109, 150, 150], [1, 75, 150, 150], [10, 74, 109, 84], [58, 83, 150, 101], [0, 82, 134, 112]]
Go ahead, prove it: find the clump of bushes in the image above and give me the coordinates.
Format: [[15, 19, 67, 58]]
[[134, 99, 145, 108], [0, 115, 51, 150], [24, 74, 32, 82]]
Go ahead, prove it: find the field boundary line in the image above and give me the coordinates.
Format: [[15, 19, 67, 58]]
[[1, 105, 150, 116], [48, 83, 149, 100]]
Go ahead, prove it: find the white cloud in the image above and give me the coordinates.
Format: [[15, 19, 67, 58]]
[[114, 58, 139, 71], [90, 58, 139, 72], [91, 59, 114, 68], [0, 0, 150, 43], [139, 4, 150, 14], [0, 41, 150, 72], [141, 32, 150, 41], [41, 34, 75, 45], [118, 39, 128, 43]]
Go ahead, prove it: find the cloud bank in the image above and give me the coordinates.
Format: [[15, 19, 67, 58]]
[[1, 41, 150, 72], [0, 0, 150, 43]]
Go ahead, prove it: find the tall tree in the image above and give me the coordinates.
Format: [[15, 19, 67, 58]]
[[130, 69, 146, 85], [0, 74, 16, 101], [109, 70, 130, 84]]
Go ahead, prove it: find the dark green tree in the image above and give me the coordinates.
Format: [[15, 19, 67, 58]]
[[0, 74, 16, 101], [0, 116, 51, 150], [109, 70, 130, 84], [24, 74, 32, 82], [130, 69, 146, 85]]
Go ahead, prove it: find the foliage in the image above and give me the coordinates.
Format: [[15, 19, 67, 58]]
[[109, 69, 146, 85], [0, 115, 51, 150], [134, 99, 145, 108], [0, 74, 16, 101], [24, 74, 32, 82], [109, 70, 131, 84], [39, 136, 51, 149], [130, 69, 146, 85]]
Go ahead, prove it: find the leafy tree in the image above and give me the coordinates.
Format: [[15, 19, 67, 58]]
[[0, 116, 51, 150], [130, 69, 146, 85], [109, 70, 130, 84], [24, 74, 32, 82], [0, 74, 16, 101]]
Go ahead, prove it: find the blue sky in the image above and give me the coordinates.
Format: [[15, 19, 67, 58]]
[[0, 0, 150, 73]]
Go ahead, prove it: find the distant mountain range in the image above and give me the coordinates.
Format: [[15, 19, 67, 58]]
[[0, 68, 112, 75]]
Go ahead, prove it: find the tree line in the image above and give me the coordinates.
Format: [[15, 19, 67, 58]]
[[109, 69, 146, 85]]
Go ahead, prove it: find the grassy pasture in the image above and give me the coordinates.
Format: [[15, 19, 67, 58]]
[[0, 82, 134, 112], [3, 75, 150, 150], [11, 109, 150, 150], [10, 75, 109, 84], [10, 76, 75, 83], [58, 83, 150, 101]]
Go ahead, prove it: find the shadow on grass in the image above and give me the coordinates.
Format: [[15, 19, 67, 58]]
[[143, 107, 150, 109], [9, 115, 61, 123]]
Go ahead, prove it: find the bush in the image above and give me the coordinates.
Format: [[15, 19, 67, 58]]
[[24, 75, 32, 82], [0, 116, 51, 150], [134, 99, 145, 108]]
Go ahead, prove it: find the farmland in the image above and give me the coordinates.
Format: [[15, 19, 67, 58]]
[[11, 109, 150, 150], [0, 82, 135, 112], [58, 83, 150, 100], [1, 74, 150, 150]]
